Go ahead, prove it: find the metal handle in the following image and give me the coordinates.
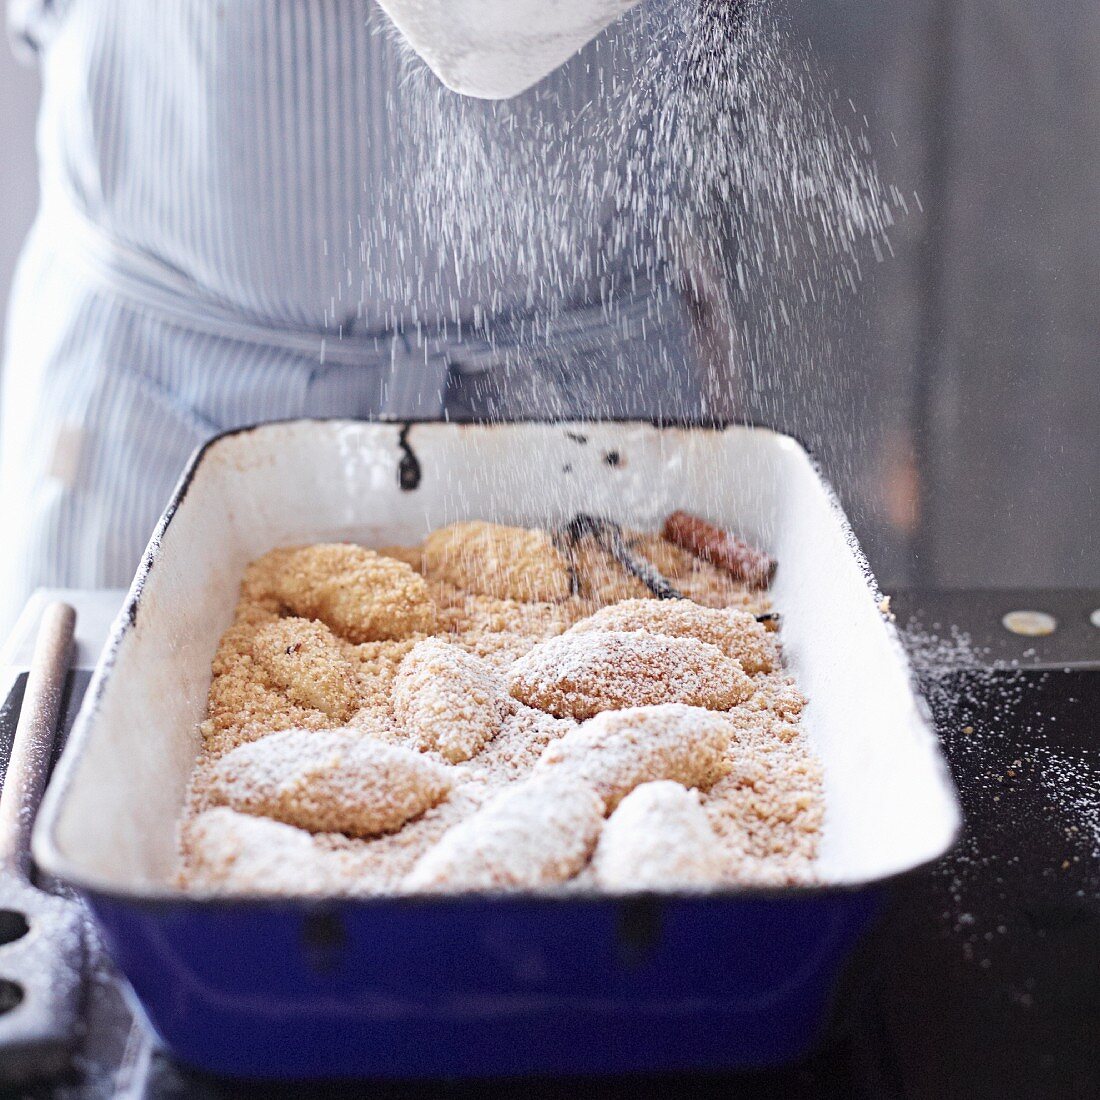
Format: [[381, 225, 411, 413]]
[[0, 603, 76, 880]]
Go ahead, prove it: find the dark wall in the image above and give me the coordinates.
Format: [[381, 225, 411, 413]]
[[788, 0, 1099, 588]]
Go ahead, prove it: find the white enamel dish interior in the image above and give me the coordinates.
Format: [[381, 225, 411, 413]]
[[34, 420, 960, 895]]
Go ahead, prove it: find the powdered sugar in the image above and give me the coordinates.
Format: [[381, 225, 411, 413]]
[[404, 771, 605, 891], [393, 638, 511, 762], [566, 598, 777, 674], [536, 703, 734, 812], [1036, 748, 1100, 860], [508, 630, 755, 719], [183, 808, 344, 894], [205, 728, 452, 838], [593, 781, 725, 889]]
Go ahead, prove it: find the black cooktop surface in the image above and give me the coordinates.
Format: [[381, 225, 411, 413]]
[[1, 591, 1098, 1099]]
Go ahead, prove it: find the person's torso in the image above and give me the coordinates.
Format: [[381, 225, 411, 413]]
[[28, 0, 653, 333]]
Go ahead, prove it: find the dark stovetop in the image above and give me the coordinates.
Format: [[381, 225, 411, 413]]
[[2, 590, 1098, 1099]]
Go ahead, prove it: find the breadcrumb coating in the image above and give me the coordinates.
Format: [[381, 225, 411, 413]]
[[203, 659, 329, 758], [422, 522, 571, 602], [345, 638, 422, 720], [207, 728, 452, 838], [393, 639, 510, 762], [703, 713, 823, 872], [621, 532, 700, 579], [403, 772, 604, 892], [182, 807, 341, 894], [536, 703, 734, 812], [507, 631, 755, 720], [252, 618, 360, 721], [676, 566, 764, 612], [375, 545, 424, 571], [181, 521, 822, 894], [567, 599, 776, 674], [569, 542, 653, 603], [464, 705, 576, 783], [265, 543, 436, 642], [593, 781, 724, 889]]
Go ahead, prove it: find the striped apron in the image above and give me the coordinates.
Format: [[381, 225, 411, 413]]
[[1, 0, 701, 630]]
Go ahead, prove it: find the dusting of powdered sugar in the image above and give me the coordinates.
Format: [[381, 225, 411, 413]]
[[1035, 749, 1100, 861], [181, 530, 825, 895], [507, 630, 754, 719], [898, 612, 1099, 988]]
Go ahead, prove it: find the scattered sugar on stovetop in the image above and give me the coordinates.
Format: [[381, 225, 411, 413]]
[[897, 614, 1100, 993], [1035, 748, 1100, 861]]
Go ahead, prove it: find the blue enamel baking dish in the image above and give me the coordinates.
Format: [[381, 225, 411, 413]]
[[34, 419, 960, 1078]]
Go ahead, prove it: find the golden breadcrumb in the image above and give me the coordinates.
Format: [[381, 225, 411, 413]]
[[507, 631, 755, 719], [593, 781, 724, 889], [621, 531, 701, 579], [431, 582, 576, 638], [345, 638, 422, 716], [207, 728, 452, 838], [535, 703, 734, 811], [566, 598, 776, 674], [703, 715, 823, 872], [375, 544, 424, 571], [203, 659, 330, 758], [182, 807, 341, 894], [393, 639, 509, 762], [422, 521, 571, 602], [568, 542, 653, 603], [403, 772, 604, 892], [251, 617, 360, 721], [180, 522, 822, 894], [263, 543, 436, 642], [675, 565, 765, 612], [463, 705, 576, 783]]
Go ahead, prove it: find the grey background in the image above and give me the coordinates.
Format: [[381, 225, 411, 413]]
[[0, 1, 1096, 590], [792, 0, 1099, 590]]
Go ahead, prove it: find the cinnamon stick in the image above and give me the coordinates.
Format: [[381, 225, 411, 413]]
[[662, 511, 776, 588]]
